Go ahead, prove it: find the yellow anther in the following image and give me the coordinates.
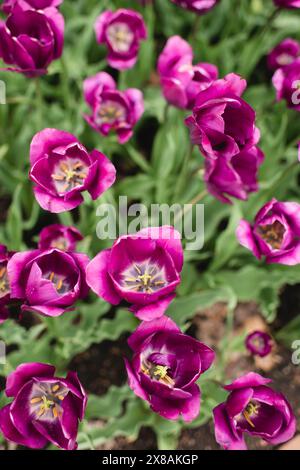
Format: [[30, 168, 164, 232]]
[[52, 385, 60, 393], [56, 279, 63, 291], [30, 397, 42, 404]]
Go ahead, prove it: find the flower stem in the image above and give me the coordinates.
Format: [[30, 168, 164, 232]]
[[174, 143, 194, 200], [35, 77, 43, 130]]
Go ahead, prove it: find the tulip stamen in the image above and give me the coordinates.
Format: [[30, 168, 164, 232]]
[[46, 272, 67, 294], [98, 100, 127, 125], [257, 221, 285, 250], [30, 383, 67, 421], [107, 22, 134, 53], [242, 402, 259, 428], [52, 159, 88, 194], [123, 262, 166, 294], [0, 266, 9, 298], [142, 362, 175, 387]]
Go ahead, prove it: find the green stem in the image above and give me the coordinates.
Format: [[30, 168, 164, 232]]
[[35, 78, 43, 130], [258, 7, 281, 41], [60, 56, 71, 110], [174, 143, 194, 200]]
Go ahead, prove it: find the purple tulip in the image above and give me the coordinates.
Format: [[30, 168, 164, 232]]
[[158, 35, 218, 109], [0, 4, 64, 77], [273, 0, 300, 8], [86, 226, 183, 321], [170, 0, 220, 14], [38, 224, 83, 252], [7, 248, 90, 317], [237, 199, 300, 265], [185, 73, 264, 203], [2, 0, 62, 14], [83, 72, 144, 144], [29, 129, 116, 213], [245, 331, 273, 358], [267, 38, 300, 71], [0, 363, 87, 450], [94, 9, 147, 71], [0, 245, 14, 323], [272, 58, 300, 111], [213, 372, 296, 450], [125, 316, 215, 421]]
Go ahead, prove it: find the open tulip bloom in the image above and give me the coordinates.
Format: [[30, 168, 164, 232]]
[[94, 8, 147, 71], [272, 58, 300, 111], [125, 316, 215, 422], [237, 199, 300, 265], [83, 72, 144, 144], [0, 3, 64, 76], [86, 226, 183, 321], [29, 129, 116, 213], [7, 248, 90, 317], [245, 331, 272, 358], [213, 373, 296, 450], [267, 38, 300, 71], [0, 363, 87, 450]]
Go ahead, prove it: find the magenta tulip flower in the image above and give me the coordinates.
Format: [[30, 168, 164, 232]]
[[267, 38, 300, 71], [170, 0, 220, 15], [125, 316, 215, 421], [38, 224, 83, 252], [213, 373, 296, 450], [0, 245, 14, 323], [7, 248, 90, 317], [158, 35, 218, 109], [86, 226, 183, 321], [237, 199, 300, 265], [245, 331, 273, 358], [272, 58, 300, 111], [273, 0, 300, 8], [2, 0, 63, 14], [94, 9, 147, 70], [0, 363, 87, 450], [29, 129, 116, 213], [83, 72, 144, 144], [0, 4, 64, 76], [185, 73, 264, 203]]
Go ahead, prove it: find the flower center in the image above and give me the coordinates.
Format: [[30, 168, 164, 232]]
[[242, 401, 260, 428], [0, 266, 9, 299], [106, 22, 134, 53], [97, 100, 126, 125], [141, 361, 175, 387], [52, 159, 88, 194], [257, 220, 285, 249], [30, 383, 68, 421], [50, 238, 68, 251], [46, 271, 69, 294], [277, 53, 294, 66], [122, 262, 166, 294]]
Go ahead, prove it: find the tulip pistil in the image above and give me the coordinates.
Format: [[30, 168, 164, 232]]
[[97, 100, 126, 125], [30, 383, 67, 421], [107, 22, 134, 53], [257, 220, 285, 249], [0, 266, 9, 298], [124, 263, 166, 294], [242, 401, 259, 428], [142, 362, 175, 387], [52, 160, 88, 194]]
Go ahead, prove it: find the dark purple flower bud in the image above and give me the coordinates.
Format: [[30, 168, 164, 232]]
[[86, 226, 183, 321], [83, 72, 144, 144], [267, 38, 300, 71], [2, 0, 63, 14], [170, 0, 220, 15], [245, 331, 273, 358], [273, 0, 300, 8], [213, 372, 296, 450], [272, 58, 300, 111], [94, 8, 147, 71], [125, 316, 215, 422], [185, 73, 264, 203], [158, 36, 218, 109], [29, 129, 116, 213], [38, 224, 83, 252], [0, 244, 14, 323], [0, 4, 64, 77], [7, 248, 90, 317], [237, 198, 300, 265], [0, 363, 87, 450]]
